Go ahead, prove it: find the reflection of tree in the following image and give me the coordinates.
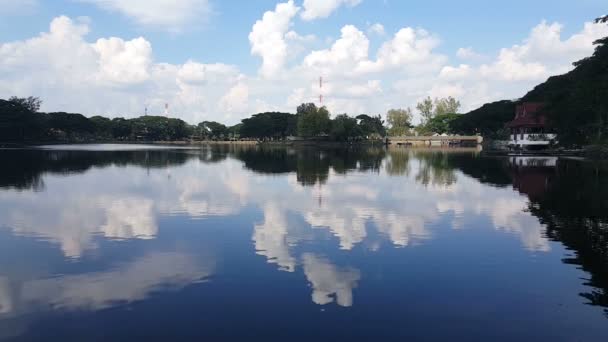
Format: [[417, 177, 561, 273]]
[[0, 149, 192, 191], [446, 154, 512, 187], [414, 151, 457, 186], [525, 160, 608, 316], [235, 146, 386, 187], [236, 146, 297, 174], [462, 156, 608, 316], [385, 148, 411, 176], [296, 149, 330, 186]]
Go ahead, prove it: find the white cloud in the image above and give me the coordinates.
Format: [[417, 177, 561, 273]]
[[478, 21, 608, 82], [303, 25, 370, 76], [219, 80, 250, 116], [93, 37, 152, 84], [439, 64, 472, 80], [358, 27, 445, 74], [248, 0, 300, 79], [79, 0, 212, 32], [368, 23, 385, 36], [0, 16, 248, 124], [424, 20, 608, 112], [1, 10, 606, 127], [456, 47, 482, 60], [301, 0, 362, 21]]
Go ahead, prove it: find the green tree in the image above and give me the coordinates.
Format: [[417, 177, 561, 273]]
[[111, 118, 132, 139], [90, 116, 113, 139], [434, 97, 461, 116], [330, 114, 361, 141], [8, 96, 42, 112], [423, 113, 460, 134], [240, 112, 297, 139], [356, 114, 386, 138], [201, 121, 229, 139], [387, 108, 413, 136], [296, 103, 331, 137], [416, 97, 434, 123], [450, 100, 516, 138]]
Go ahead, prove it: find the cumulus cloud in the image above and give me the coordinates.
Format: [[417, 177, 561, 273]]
[[78, 0, 212, 32], [93, 37, 152, 84], [301, 0, 362, 21], [358, 27, 445, 74], [0, 16, 247, 124], [248, 0, 300, 79], [1, 8, 607, 127], [421, 20, 608, 112], [478, 21, 608, 82]]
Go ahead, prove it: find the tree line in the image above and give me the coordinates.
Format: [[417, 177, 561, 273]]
[[0, 95, 463, 143]]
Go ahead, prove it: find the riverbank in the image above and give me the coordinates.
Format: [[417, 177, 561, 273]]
[[481, 145, 608, 160]]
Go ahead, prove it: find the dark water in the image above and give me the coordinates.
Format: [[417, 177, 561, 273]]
[[0, 144, 607, 341]]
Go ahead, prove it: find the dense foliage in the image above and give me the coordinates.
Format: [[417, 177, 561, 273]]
[[451, 16, 608, 145], [296, 103, 331, 137], [422, 113, 461, 135], [386, 108, 413, 136], [1, 98, 387, 143], [240, 112, 297, 139], [450, 100, 516, 138], [0, 99, 194, 142], [522, 35, 608, 145]]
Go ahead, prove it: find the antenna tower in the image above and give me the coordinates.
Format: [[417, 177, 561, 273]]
[[319, 76, 324, 106]]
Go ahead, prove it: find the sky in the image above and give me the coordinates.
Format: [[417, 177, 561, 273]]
[[0, 0, 606, 124]]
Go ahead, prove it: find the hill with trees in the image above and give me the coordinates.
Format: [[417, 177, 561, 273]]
[[450, 16, 608, 145]]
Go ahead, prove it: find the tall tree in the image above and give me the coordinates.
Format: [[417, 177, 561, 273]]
[[387, 108, 413, 136], [296, 103, 331, 137], [416, 97, 434, 123], [434, 97, 461, 116]]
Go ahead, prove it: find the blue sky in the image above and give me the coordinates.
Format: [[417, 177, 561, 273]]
[[0, 0, 606, 124]]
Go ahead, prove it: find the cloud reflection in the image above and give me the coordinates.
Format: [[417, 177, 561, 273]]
[[302, 254, 360, 307], [0, 252, 213, 315], [0, 147, 558, 310]]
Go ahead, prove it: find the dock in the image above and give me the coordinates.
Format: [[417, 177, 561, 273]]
[[388, 135, 483, 146]]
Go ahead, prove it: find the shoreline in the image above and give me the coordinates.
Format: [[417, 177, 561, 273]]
[[2, 140, 607, 160]]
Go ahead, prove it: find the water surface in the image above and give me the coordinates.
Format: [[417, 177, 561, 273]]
[[0, 145, 607, 340]]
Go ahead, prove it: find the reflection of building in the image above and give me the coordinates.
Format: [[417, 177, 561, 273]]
[[507, 103, 557, 150], [509, 157, 556, 201]]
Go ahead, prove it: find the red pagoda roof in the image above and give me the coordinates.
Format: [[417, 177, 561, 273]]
[[506, 102, 548, 128]]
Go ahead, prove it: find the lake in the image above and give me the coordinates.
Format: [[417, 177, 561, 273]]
[[0, 144, 607, 341]]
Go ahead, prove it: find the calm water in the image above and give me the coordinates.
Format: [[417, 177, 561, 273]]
[[0, 144, 607, 341]]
